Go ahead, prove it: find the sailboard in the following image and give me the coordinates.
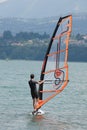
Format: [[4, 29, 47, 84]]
[[36, 15, 72, 110]]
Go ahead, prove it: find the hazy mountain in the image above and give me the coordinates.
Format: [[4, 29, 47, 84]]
[[0, 13, 87, 61], [0, 13, 87, 35]]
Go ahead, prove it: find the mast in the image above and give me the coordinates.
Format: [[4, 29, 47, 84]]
[[39, 17, 63, 100]]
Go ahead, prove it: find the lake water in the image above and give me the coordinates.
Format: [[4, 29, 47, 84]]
[[0, 60, 87, 130]]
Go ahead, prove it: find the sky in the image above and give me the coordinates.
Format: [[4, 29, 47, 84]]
[[0, 0, 87, 18]]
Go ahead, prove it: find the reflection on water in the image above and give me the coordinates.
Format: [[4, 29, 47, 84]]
[[26, 111, 77, 130]]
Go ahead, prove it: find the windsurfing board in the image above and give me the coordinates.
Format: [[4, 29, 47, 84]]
[[30, 109, 45, 116]]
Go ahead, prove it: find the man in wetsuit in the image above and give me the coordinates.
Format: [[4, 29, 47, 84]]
[[28, 74, 44, 112]]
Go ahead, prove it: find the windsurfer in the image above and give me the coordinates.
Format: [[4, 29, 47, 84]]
[[28, 74, 44, 113]]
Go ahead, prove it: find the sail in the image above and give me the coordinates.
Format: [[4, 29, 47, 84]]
[[36, 15, 72, 110]]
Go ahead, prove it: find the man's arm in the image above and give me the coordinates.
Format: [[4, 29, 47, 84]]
[[38, 80, 44, 85]]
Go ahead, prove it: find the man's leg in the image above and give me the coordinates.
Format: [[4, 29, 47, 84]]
[[33, 98, 36, 110], [34, 98, 39, 110]]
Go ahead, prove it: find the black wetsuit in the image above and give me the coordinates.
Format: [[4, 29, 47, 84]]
[[28, 79, 38, 99]]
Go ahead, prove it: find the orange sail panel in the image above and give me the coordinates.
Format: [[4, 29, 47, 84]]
[[36, 15, 72, 110]]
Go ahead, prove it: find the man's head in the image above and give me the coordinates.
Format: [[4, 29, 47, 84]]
[[30, 74, 34, 79]]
